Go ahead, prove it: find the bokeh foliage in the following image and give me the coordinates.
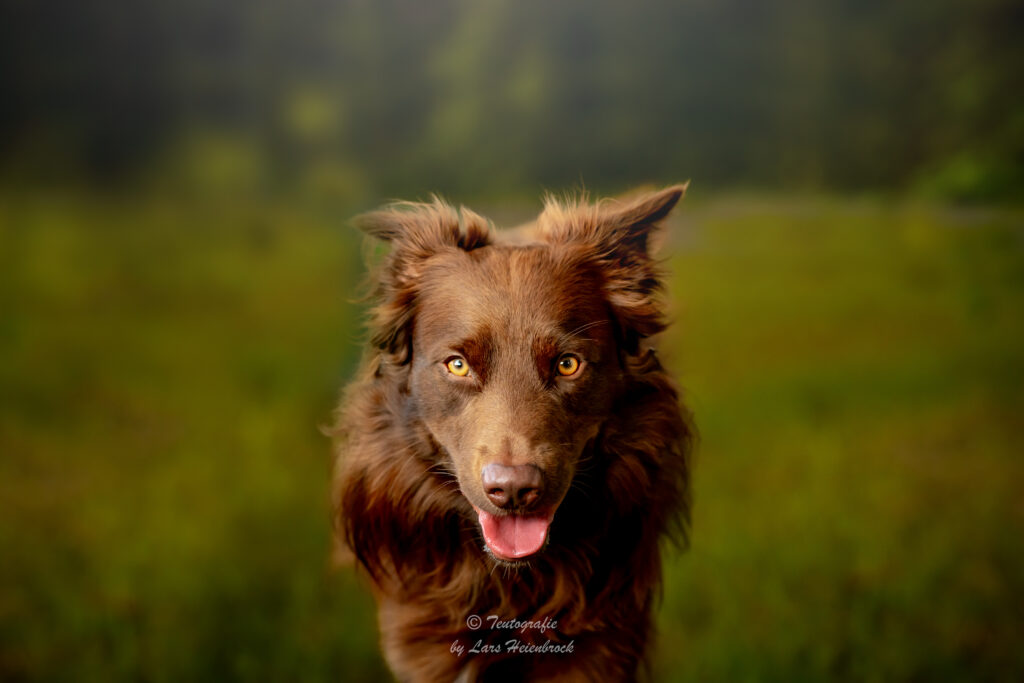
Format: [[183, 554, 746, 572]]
[[1, 0, 1021, 200]]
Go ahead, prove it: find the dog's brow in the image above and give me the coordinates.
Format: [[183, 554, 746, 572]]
[[455, 327, 494, 375]]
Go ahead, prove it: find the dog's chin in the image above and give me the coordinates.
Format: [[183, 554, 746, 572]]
[[482, 545, 539, 569], [470, 504, 554, 563]]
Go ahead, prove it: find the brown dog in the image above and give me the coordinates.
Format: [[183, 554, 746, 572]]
[[333, 185, 692, 682]]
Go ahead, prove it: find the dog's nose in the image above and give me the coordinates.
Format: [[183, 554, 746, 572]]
[[481, 464, 543, 510]]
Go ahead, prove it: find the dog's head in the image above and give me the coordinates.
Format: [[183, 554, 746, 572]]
[[357, 185, 686, 562]]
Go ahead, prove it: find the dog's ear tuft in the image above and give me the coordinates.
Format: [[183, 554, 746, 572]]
[[353, 198, 492, 251], [356, 198, 492, 366], [352, 211, 404, 243]]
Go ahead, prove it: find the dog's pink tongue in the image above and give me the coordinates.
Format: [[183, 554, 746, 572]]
[[475, 508, 551, 559]]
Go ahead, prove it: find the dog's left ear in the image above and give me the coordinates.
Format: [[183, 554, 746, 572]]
[[539, 183, 688, 351], [594, 183, 688, 255], [538, 182, 687, 255]]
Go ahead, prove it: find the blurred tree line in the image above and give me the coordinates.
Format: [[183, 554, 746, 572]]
[[1, 0, 1021, 201]]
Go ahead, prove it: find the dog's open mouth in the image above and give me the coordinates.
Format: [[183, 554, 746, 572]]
[[473, 506, 553, 561]]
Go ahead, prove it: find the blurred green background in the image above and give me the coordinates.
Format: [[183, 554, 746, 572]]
[[1, 0, 1022, 681]]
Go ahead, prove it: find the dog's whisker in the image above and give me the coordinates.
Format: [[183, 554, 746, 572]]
[[426, 462, 459, 480], [569, 481, 594, 499], [569, 320, 609, 336], [555, 320, 610, 347]]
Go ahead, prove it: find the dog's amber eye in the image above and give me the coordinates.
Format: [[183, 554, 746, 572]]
[[556, 354, 581, 377], [445, 357, 470, 377]]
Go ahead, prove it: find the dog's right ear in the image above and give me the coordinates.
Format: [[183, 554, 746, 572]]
[[354, 199, 492, 365]]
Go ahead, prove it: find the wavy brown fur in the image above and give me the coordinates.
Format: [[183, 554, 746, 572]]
[[332, 185, 693, 682]]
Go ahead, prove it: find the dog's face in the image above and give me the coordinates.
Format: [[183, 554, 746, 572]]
[[358, 185, 686, 562], [410, 247, 622, 560]]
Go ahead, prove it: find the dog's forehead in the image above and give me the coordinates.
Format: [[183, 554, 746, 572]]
[[417, 244, 606, 337]]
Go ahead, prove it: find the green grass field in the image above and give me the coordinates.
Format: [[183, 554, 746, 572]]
[[1, 193, 1021, 681]]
